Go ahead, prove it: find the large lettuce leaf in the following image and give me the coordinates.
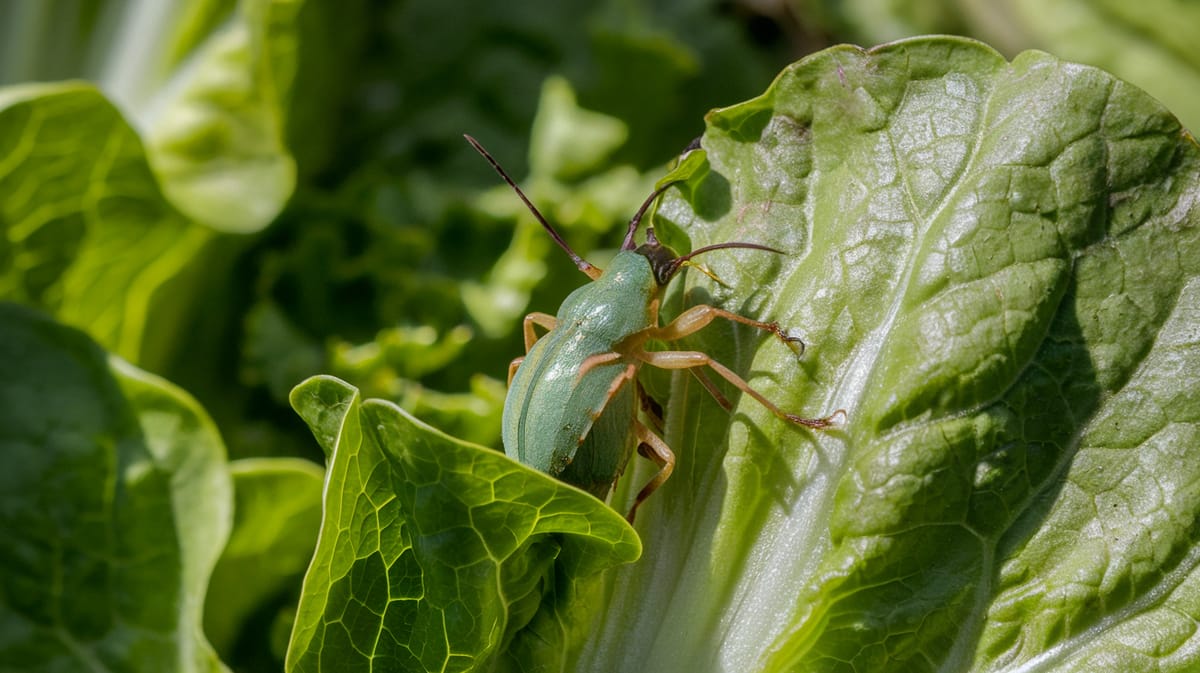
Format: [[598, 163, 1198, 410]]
[[286, 37, 1200, 671], [591, 37, 1200, 672]]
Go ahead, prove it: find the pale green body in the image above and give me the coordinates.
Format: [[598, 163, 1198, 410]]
[[502, 251, 660, 498]]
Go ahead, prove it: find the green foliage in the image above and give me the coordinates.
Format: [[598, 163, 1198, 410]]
[[285, 376, 640, 672], [618, 38, 1200, 672], [0, 304, 233, 672], [3, 2, 1200, 671], [0, 0, 307, 234], [0, 82, 208, 365]]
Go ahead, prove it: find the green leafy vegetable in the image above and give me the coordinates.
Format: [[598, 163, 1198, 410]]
[[592, 37, 1200, 672], [0, 82, 210, 364], [5, 7, 1200, 669], [0, 0, 347, 384], [0, 303, 232, 672], [0, 0, 366, 470], [286, 375, 640, 671]]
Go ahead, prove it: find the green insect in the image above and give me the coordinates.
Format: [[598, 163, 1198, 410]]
[[466, 134, 839, 522]]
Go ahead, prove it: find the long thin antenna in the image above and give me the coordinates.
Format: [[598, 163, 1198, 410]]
[[464, 134, 600, 279], [664, 241, 785, 279], [620, 183, 673, 251]]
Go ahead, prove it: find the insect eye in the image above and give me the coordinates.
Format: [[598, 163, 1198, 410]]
[[634, 242, 681, 285]]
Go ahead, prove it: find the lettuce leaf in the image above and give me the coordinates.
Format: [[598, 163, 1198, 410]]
[[285, 375, 640, 672], [0, 0, 342, 377], [593, 36, 1200, 672], [203, 458, 324, 667]]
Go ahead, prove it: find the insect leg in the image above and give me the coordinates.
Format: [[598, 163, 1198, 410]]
[[509, 313, 557, 385], [577, 352, 623, 382], [688, 368, 733, 412], [637, 350, 842, 429], [641, 305, 805, 358], [507, 357, 525, 386], [627, 421, 675, 523], [523, 312, 558, 351]]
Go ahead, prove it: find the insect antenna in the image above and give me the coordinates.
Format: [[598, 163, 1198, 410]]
[[620, 183, 673, 251], [464, 134, 600, 280], [663, 241, 785, 280]]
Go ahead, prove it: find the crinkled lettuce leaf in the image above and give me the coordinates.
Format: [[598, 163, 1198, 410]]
[[285, 375, 640, 672], [590, 37, 1200, 672]]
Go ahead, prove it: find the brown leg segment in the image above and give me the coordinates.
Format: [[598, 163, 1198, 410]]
[[507, 357, 525, 386], [640, 304, 805, 358], [627, 420, 676, 523], [510, 312, 559, 386], [523, 312, 558, 351], [577, 352, 623, 381], [597, 364, 638, 418], [636, 350, 840, 429]]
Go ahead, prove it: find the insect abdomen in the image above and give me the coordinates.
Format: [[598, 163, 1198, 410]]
[[501, 323, 636, 496]]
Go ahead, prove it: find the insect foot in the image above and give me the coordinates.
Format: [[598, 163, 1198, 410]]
[[769, 323, 806, 360], [786, 408, 847, 429]]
